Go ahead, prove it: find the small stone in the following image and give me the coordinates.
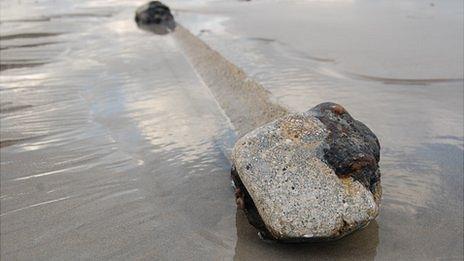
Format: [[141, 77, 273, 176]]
[[135, 1, 176, 35], [231, 102, 381, 241]]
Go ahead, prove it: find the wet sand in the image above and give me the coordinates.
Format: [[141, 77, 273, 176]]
[[1, 0, 237, 259], [1, 0, 463, 260]]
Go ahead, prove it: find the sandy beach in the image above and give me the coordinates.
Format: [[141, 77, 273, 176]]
[[1, 0, 463, 260]]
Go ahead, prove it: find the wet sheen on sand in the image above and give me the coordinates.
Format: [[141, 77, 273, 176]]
[[1, 0, 463, 260], [1, 0, 237, 259]]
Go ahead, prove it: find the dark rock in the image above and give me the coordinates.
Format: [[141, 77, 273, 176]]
[[135, 1, 176, 35], [308, 102, 381, 202]]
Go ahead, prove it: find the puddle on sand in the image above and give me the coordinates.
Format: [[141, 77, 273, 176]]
[[1, 0, 237, 259], [177, 0, 463, 260]]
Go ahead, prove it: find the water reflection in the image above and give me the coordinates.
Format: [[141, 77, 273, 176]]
[[136, 22, 176, 35], [234, 211, 379, 260], [1, 0, 236, 259]]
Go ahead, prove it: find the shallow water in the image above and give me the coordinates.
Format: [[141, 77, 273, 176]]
[[1, 0, 237, 259], [1, 0, 463, 260]]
